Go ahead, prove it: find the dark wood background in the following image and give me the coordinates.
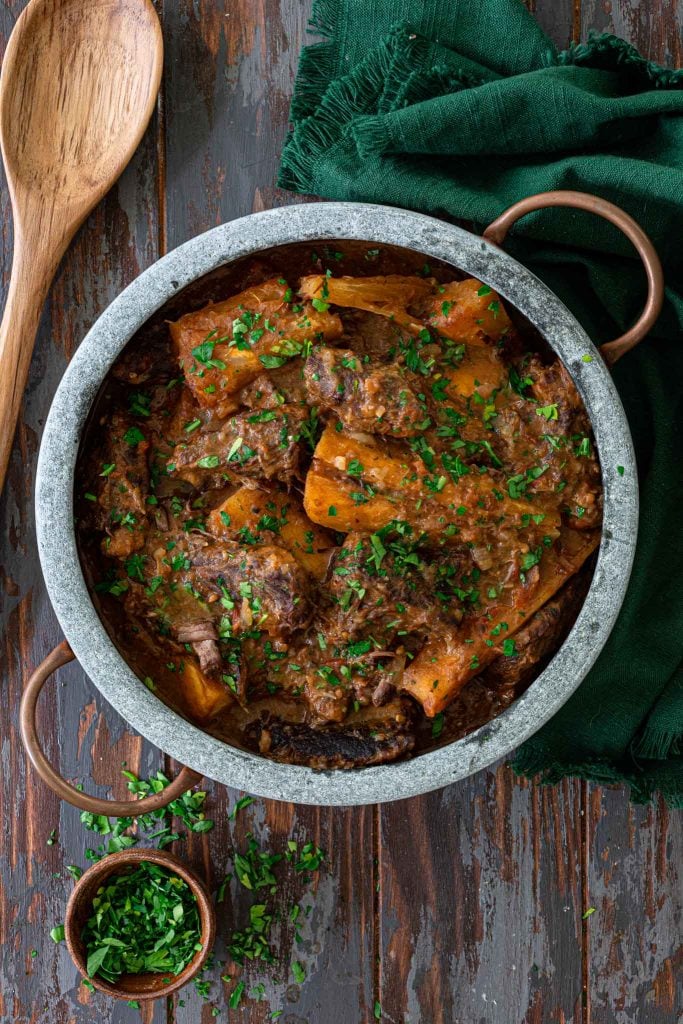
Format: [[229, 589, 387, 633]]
[[0, 1, 681, 1021]]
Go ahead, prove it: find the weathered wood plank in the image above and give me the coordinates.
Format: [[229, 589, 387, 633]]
[[163, 0, 312, 243], [581, 0, 682, 66], [378, 764, 585, 1024], [585, 786, 683, 1024], [161, 1, 374, 1020], [167, 800, 375, 1022], [574, 4, 682, 1021], [524, 0, 579, 47], [0, 0, 166, 1016]]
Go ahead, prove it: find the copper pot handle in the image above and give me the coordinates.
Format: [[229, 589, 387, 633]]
[[21, 641, 203, 816], [481, 190, 665, 366]]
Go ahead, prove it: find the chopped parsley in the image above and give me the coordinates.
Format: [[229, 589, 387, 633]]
[[123, 426, 145, 446], [431, 713, 445, 739], [509, 367, 533, 395], [507, 465, 546, 499], [259, 354, 287, 369], [80, 860, 202, 983]]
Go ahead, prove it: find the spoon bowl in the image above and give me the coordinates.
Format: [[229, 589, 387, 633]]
[[0, 0, 163, 493]]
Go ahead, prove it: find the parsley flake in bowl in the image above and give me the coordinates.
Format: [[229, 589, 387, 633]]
[[65, 849, 215, 1000]]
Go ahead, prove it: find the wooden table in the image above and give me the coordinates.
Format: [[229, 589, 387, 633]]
[[0, 2, 680, 1021]]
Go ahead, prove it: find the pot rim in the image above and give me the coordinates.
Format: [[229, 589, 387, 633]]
[[35, 201, 638, 805]]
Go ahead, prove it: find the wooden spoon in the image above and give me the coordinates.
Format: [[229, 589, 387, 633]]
[[0, 0, 163, 493]]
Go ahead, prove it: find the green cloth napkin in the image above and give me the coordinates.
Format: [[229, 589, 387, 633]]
[[278, 0, 683, 805]]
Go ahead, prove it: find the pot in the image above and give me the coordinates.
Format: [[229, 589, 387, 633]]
[[22, 191, 663, 807]]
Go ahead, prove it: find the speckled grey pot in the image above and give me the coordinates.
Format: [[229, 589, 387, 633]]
[[35, 203, 637, 805]]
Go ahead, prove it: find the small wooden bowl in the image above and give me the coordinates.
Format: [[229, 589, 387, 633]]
[[64, 847, 216, 1000]]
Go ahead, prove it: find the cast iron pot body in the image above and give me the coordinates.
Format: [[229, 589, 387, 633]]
[[35, 203, 638, 805]]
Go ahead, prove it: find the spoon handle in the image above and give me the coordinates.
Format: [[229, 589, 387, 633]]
[[0, 225, 64, 494]]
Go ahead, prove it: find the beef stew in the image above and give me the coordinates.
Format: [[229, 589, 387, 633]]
[[75, 242, 601, 769]]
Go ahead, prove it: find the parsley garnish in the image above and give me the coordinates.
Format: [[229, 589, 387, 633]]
[[509, 367, 533, 395], [80, 861, 202, 983], [229, 981, 245, 1008], [259, 354, 287, 369], [507, 465, 546, 499], [431, 713, 445, 739], [123, 426, 145, 446]]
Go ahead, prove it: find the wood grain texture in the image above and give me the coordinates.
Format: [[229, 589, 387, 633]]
[[586, 788, 683, 1024], [378, 767, 585, 1024], [0, 1, 681, 1022], [0, 1, 166, 1017], [581, 0, 682, 67], [524, 0, 579, 47]]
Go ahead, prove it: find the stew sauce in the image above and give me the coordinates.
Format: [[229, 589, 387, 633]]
[[76, 244, 601, 768]]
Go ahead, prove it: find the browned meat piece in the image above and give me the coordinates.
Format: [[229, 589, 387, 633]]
[[498, 356, 603, 530], [168, 404, 308, 488], [325, 529, 463, 645], [371, 672, 396, 707], [95, 414, 150, 557], [299, 654, 401, 723], [190, 640, 222, 676], [244, 645, 406, 723], [240, 360, 309, 410], [483, 572, 589, 689], [175, 620, 222, 677], [304, 347, 427, 437], [303, 670, 350, 723], [239, 373, 286, 410], [527, 357, 582, 423], [337, 309, 416, 363], [175, 620, 217, 643], [247, 697, 416, 768], [185, 535, 312, 642]]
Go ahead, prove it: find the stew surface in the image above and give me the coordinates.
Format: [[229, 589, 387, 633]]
[[76, 243, 602, 769]]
